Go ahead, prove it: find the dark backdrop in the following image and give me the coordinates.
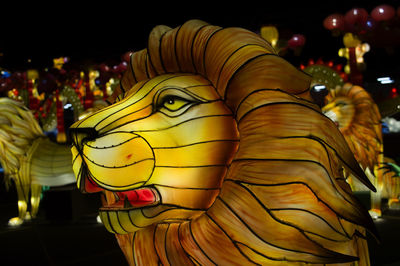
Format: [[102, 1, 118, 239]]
[[1, 1, 399, 74]]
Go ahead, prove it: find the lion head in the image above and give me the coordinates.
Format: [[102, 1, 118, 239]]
[[322, 83, 382, 177], [70, 20, 376, 265]]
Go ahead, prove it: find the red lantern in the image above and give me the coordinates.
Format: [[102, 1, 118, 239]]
[[371, 5, 396, 21], [344, 8, 368, 26], [323, 14, 345, 30], [316, 58, 324, 65], [99, 63, 110, 73], [288, 34, 306, 49]]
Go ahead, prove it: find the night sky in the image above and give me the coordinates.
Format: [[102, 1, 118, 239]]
[[1, 1, 399, 78]]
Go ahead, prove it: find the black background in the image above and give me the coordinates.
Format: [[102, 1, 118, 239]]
[[0, 1, 399, 75]]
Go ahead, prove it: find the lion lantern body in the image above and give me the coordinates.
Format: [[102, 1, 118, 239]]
[[70, 20, 376, 265], [0, 98, 76, 226]]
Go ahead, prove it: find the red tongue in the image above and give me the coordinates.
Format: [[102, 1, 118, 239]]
[[84, 177, 156, 208], [117, 188, 155, 205]]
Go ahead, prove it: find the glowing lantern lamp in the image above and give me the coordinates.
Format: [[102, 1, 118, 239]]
[[69, 20, 376, 265], [371, 4, 396, 21], [260, 25, 279, 48]]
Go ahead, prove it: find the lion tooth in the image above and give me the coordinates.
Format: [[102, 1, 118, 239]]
[[124, 197, 133, 208], [113, 192, 120, 202]]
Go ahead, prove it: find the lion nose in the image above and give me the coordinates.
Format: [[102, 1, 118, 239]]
[[69, 127, 99, 151]]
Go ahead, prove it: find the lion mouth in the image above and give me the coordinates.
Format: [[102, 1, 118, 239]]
[[100, 187, 160, 211]]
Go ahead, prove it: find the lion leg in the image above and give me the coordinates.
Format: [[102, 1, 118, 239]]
[[30, 184, 42, 218], [388, 176, 400, 209], [8, 178, 30, 226], [369, 194, 381, 218], [369, 164, 383, 218]]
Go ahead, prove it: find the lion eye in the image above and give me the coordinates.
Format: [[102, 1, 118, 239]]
[[161, 96, 190, 112]]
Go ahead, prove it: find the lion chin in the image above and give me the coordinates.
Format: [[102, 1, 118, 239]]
[[70, 20, 377, 265]]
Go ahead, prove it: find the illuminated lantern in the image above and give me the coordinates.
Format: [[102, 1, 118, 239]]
[[323, 13, 345, 31], [344, 7, 369, 26], [53, 57, 66, 70], [260, 25, 279, 48], [355, 43, 370, 64], [343, 32, 360, 48], [323, 83, 400, 216], [371, 4, 396, 21], [303, 62, 346, 91], [70, 20, 376, 265], [287, 34, 306, 49], [0, 98, 76, 226], [339, 32, 369, 84]]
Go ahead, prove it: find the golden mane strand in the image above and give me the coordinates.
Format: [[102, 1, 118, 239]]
[[109, 20, 376, 265]]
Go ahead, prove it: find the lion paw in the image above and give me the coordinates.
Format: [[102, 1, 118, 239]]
[[8, 217, 24, 227], [388, 199, 400, 209], [368, 209, 381, 219], [24, 212, 32, 220]]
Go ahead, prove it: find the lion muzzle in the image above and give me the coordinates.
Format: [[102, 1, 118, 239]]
[[69, 127, 155, 192]]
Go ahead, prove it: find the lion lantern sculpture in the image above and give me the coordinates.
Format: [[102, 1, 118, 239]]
[[322, 83, 400, 216], [0, 98, 76, 226], [70, 20, 377, 265]]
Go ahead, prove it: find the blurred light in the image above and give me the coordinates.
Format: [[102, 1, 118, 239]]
[[64, 103, 72, 109], [373, 217, 385, 223], [1, 70, 11, 78], [18, 200, 27, 209], [377, 77, 394, 84], [313, 85, 326, 91], [392, 88, 397, 93], [376, 77, 394, 84]]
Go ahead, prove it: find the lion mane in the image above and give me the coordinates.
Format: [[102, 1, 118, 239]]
[[0, 98, 44, 186], [85, 20, 376, 265]]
